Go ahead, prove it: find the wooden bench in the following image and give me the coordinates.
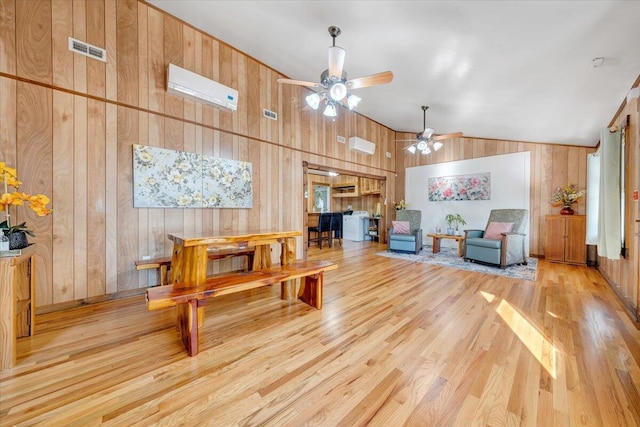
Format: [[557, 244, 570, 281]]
[[134, 247, 256, 286], [146, 260, 337, 356]]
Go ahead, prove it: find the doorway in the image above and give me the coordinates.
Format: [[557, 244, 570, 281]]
[[302, 161, 388, 260]]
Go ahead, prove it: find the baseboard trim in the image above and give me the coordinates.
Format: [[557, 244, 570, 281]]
[[598, 266, 640, 328], [36, 288, 147, 315]]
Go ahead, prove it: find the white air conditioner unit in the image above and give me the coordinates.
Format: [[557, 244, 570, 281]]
[[348, 136, 376, 155], [166, 63, 238, 112]]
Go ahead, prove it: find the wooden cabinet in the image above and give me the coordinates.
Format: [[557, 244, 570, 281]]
[[331, 182, 359, 197], [545, 215, 586, 265], [1, 244, 36, 369], [359, 177, 381, 195]]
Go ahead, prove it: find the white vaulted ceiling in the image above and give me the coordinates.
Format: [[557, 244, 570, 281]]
[[148, 1, 640, 147]]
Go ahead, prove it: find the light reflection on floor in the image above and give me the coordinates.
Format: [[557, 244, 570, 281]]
[[480, 291, 558, 379]]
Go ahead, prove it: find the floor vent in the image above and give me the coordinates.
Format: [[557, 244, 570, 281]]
[[263, 109, 277, 120], [68, 37, 107, 62]]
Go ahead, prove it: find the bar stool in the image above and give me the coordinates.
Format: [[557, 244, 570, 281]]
[[308, 212, 332, 248], [330, 212, 343, 247]]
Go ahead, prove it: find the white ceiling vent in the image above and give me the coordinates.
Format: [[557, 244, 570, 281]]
[[68, 37, 107, 62], [263, 109, 277, 120]]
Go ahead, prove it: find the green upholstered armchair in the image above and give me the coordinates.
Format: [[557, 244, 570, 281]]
[[387, 209, 422, 254], [463, 209, 528, 269]]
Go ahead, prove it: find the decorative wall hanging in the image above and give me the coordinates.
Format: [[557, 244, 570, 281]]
[[133, 144, 252, 208], [428, 173, 491, 201]]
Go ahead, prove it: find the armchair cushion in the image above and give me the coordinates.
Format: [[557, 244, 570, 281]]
[[390, 233, 419, 242], [484, 222, 513, 239], [392, 221, 410, 234], [465, 237, 502, 249]]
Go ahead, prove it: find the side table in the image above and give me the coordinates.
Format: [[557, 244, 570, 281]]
[[426, 233, 465, 257], [1, 244, 36, 369]]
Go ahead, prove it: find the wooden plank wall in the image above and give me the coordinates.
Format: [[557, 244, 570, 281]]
[[0, 0, 396, 309], [597, 92, 639, 319], [394, 135, 596, 257]]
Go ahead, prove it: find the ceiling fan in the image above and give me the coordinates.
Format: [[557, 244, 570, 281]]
[[398, 106, 463, 154], [277, 26, 393, 117]]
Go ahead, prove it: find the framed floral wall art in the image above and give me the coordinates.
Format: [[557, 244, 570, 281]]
[[428, 173, 491, 201], [133, 144, 253, 208]]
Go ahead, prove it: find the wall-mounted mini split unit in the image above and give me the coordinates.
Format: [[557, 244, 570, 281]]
[[166, 63, 238, 112], [348, 137, 376, 155]]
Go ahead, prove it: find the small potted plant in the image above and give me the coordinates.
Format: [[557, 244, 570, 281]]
[[445, 213, 466, 235]]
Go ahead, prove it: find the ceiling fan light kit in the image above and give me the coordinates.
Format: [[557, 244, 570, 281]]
[[329, 82, 347, 101], [323, 103, 337, 117], [399, 106, 463, 155], [277, 26, 393, 118], [306, 93, 321, 110]]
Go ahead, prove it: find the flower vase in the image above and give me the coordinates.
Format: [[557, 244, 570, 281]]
[[560, 206, 574, 215], [8, 231, 29, 249]]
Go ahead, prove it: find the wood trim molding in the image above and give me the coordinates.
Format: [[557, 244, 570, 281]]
[[598, 265, 640, 328], [0, 71, 396, 174]]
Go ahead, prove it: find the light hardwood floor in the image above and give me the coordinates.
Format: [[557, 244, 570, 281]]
[[1, 241, 639, 426]]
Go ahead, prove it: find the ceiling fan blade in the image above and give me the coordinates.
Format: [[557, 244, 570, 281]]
[[395, 139, 419, 142], [420, 128, 435, 140], [328, 46, 346, 79], [432, 132, 463, 141], [277, 78, 323, 88], [346, 71, 394, 89]]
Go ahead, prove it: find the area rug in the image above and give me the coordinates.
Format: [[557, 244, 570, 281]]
[[376, 246, 538, 281]]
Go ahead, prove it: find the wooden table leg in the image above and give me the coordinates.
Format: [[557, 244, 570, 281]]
[[280, 237, 298, 300], [170, 242, 209, 328], [457, 239, 464, 257], [251, 244, 272, 270], [432, 236, 441, 254]]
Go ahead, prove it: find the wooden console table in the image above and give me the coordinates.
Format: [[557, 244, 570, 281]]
[[427, 233, 465, 257], [0, 244, 36, 369]]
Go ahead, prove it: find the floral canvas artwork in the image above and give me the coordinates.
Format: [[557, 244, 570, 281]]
[[201, 156, 253, 208], [428, 173, 491, 201], [133, 144, 253, 208]]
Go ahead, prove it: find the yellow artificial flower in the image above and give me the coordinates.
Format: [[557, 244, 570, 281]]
[[1, 163, 52, 238], [0, 162, 21, 188]]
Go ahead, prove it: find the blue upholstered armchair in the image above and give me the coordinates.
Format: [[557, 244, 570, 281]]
[[463, 209, 529, 269], [387, 209, 422, 254]]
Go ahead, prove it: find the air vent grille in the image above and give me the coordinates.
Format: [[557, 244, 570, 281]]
[[262, 109, 277, 120], [68, 37, 107, 62]]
